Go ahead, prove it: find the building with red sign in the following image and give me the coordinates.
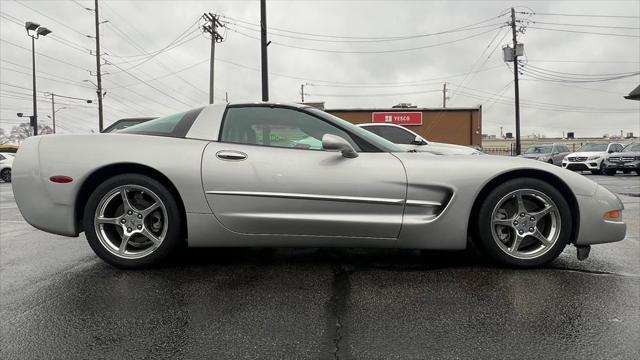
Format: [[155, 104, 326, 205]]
[[326, 106, 482, 146]]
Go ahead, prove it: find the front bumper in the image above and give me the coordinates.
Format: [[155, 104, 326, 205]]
[[574, 184, 626, 245], [604, 158, 640, 171], [562, 158, 603, 171]]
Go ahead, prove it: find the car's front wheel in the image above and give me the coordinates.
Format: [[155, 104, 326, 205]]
[[604, 169, 617, 176], [476, 178, 572, 267], [1, 168, 11, 182], [83, 174, 183, 268]]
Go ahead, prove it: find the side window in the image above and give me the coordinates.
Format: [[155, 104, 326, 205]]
[[0, 154, 5, 160], [364, 126, 415, 144], [221, 107, 360, 151]]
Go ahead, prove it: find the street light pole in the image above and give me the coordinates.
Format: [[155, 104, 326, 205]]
[[25, 21, 51, 136], [31, 35, 37, 136]]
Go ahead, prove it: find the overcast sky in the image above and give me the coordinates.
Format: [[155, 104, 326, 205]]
[[1, 0, 638, 138]]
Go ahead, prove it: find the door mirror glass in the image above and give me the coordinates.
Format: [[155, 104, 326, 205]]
[[322, 134, 359, 158]]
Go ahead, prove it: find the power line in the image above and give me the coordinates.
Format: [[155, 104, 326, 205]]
[[531, 20, 640, 30], [227, 25, 506, 54], [0, 39, 91, 72], [520, 11, 640, 19], [528, 26, 640, 38], [308, 89, 442, 97], [223, 20, 506, 43], [220, 11, 509, 40]]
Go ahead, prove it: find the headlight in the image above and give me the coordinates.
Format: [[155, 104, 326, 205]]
[[588, 155, 601, 160], [537, 155, 549, 161]]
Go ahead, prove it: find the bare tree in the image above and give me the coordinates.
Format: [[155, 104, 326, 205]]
[[7, 123, 53, 144]]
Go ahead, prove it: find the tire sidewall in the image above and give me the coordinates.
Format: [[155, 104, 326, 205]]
[[83, 173, 182, 268], [476, 178, 572, 267]]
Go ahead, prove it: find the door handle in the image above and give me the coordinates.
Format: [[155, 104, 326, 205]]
[[216, 150, 247, 161]]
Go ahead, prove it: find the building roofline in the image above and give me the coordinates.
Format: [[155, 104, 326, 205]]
[[326, 106, 481, 112]]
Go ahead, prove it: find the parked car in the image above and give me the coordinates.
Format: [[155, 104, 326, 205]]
[[12, 103, 625, 269], [562, 142, 624, 174], [603, 142, 640, 176], [520, 144, 571, 166], [102, 117, 156, 133], [357, 123, 482, 155], [0, 152, 14, 182]]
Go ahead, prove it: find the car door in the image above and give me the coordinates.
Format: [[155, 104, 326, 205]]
[[201, 105, 407, 238], [552, 145, 564, 165]]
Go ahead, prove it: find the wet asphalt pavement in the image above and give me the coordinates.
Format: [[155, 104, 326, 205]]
[[1, 174, 639, 360]]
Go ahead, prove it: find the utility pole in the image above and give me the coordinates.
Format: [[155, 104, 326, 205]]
[[300, 84, 305, 103], [510, 8, 522, 155], [94, 0, 104, 132], [50, 93, 55, 134], [442, 82, 448, 108], [202, 13, 223, 104], [260, 0, 269, 101], [46, 92, 92, 134]]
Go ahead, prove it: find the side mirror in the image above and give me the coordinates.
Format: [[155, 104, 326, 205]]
[[322, 134, 358, 158], [411, 136, 427, 145]]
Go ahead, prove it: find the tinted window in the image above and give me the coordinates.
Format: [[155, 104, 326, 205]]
[[578, 143, 608, 152], [525, 145, 553, 154], [118, 108, 202, 137], [623, 143, 640, 152], [364, 126, 415, 144], [0, 155, 5, 160], [221, 107, 360, 151]]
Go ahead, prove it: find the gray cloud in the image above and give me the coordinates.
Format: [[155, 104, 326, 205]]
[[1, 0, 638, 137]]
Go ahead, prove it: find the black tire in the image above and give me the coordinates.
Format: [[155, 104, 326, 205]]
[[635, 170, 640, 176], [622, 170, 630, 174], [0, 168, 10, 183], [83, 173, 183, 268], [604, 169, 617, 176], [475, 178, 572, 267], [590, 162, 604, 175]]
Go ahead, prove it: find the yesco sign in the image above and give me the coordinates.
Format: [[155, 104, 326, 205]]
[[371, 112, 423, 126]]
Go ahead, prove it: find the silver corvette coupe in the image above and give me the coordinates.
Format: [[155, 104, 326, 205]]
[[12, 103, 626, 268]]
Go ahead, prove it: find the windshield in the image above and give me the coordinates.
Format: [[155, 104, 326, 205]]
[[622, 143, 640, 152], [525, 145, 553, 154], [307, 108, 405, 152], [578, 143, 608, 152]]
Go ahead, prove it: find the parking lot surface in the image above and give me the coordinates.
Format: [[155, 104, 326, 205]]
[[1, 174, 639, 360]]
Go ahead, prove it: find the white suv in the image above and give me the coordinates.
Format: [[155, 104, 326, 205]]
[[0, 152, 14, 183], [358, 123, 482, 155], [562, 142, 624, 175]]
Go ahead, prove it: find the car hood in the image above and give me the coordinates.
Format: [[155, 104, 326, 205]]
[[520, 153, 551, 159], [567, 151, 607, 157], [400, 142, 480, 155], [609, 151, 640, 157]]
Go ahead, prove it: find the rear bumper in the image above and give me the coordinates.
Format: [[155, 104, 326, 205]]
[[12, 137, 79, 237]]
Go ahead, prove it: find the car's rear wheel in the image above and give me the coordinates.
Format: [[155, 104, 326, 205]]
[[476, 178, 572, 267], [83, 174, 182, 268], [1, 168, 11, 182]]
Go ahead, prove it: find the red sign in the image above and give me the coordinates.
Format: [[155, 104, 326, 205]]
[[371, 112, 423, 126]]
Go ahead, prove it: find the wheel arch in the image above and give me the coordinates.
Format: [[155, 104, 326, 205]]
[[75, 163, 187, 238], [467, 169, 579, 246]]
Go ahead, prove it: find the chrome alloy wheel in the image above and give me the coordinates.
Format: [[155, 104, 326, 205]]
[[490, 189, 561, 260], [94, 185, 168, 260]]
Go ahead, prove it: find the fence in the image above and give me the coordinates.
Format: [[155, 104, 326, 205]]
[[482, 143, 584, 156]]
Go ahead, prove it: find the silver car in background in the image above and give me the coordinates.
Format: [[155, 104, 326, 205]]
[[603, 142, 640, 176], [520, 143, 571, 166], [11, 103, 626, 269]]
